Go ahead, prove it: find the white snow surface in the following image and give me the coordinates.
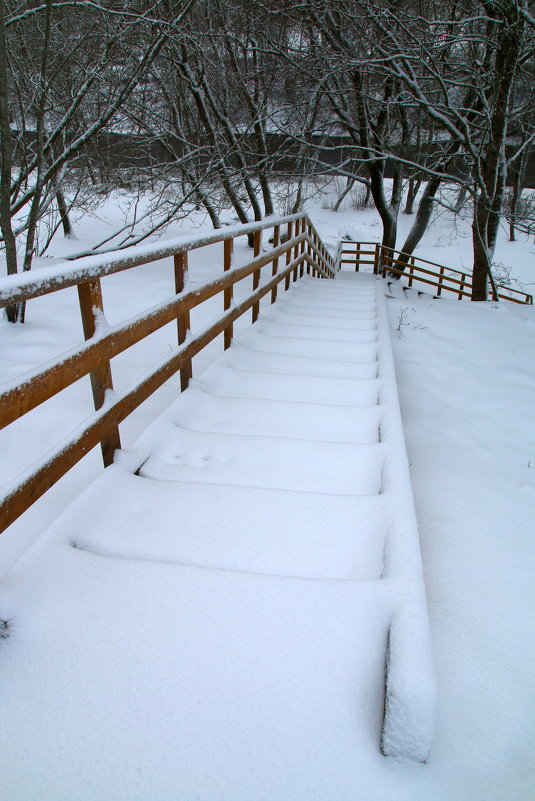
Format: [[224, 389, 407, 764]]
[[0, 272, 435, 796], [0, 192, 534, 799]]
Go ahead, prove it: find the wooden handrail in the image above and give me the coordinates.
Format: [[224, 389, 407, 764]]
[[0, 213, 337, 308], [340, 241, 533, 305], [0, 214, 335, 533], [381, 246, 467, 277]]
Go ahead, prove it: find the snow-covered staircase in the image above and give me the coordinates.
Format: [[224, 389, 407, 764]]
[[0, 272, 434, 799]]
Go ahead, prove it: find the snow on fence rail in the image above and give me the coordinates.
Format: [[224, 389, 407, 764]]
[[0, 214, 335, 533], [338, 241, 533, 304]]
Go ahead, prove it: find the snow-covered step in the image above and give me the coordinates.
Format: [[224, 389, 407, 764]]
[[198, 364, 379, 406], [293, 291, 377, 304], [255, 318, 378, 344], [0, 270, 434, 798], [155, 385, 381, 443], [263, 307, 377, 330], [0, 519, 392, 799], [272, 300, 377, 321], [72, 466, 388, 580], [278, 297, 377, 314], [292, 275, 376, 295], [138, 425, 385, 496], [384, 280, 403, 299], [221, 342, 378, 380], [238, 330, 378, 362]]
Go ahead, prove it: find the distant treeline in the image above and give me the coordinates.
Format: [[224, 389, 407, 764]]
[[14, 131, 535, 189]]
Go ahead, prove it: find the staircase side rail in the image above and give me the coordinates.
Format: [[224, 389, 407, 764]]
[[385, 254, 533, 304], [384, 257, 472, 299], [340, 241, 533, 304], [492, 285, 533, 304], [0, 217, 334, 534], [339, 242, 377, 271], [0, 213, 314, 308], [384, 248, 467, 277]]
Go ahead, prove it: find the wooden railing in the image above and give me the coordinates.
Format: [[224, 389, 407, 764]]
[[0, 214, 335, 534], [338, 241, 533, 305]]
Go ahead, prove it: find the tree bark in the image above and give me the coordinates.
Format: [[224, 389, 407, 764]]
[[404, 178, 421, 214], [56, 190, 72, 237], [395, 177, 441, 272]]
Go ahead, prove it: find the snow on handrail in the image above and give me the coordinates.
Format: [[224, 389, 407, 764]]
[[0, 213, 334, 306], [340, 240, 533, 304], [0, 218, 335, 533]]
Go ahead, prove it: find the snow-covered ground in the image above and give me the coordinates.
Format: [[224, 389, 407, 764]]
[[0, 184, 534, 799]]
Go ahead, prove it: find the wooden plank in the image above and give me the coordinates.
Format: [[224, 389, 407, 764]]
[[306, 221, 312, 275], [252, 229, 262, 323], [224, 238, 233, 349], [0, 213, 306, 308], [496, 284, 532, 303], [388, 266, 472, 297], [299, 218, 306, 278], [271, 225, 280, 303], [373, 245, 380, 275], [384, 257, 468, 288], [285, 221, 293, 291], [0, 252, 306, 534], [293, 219, 300, 281], [77, 279, 120, 466], [304, 237, 334, 279], [437, 264, 444, 297], [174, 251, 192, 390], [383, 248, 466, 277], [0, 234, 306, 431]]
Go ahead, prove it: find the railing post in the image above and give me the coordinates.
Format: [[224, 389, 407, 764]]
[[174, 251, 192, 390], [382, 247, 388, 278], [293, 219, 300, 282], [306, 221, 312, 275], [373, 244, 380, 275], [252, 229, 262, 323], [356, 242, 361, 272], [77, 278, 121, 466], [224, 238, 234, 348], [459, 274, 466, 299], [409, 258, 415, 287], [438, 265, 444, 296], [271, 225, 280, 303], [285, 221, 293, 291], [299, 217, 306, 278]]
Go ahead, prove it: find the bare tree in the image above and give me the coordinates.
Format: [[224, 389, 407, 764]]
[[364, 0, 534, 298], [0, 0, 197, 320]]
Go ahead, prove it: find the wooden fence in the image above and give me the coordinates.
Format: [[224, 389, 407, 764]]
[[337, 241, 533, 305], [0, 214, 335, 533]]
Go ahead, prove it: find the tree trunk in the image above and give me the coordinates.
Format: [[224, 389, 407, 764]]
[[472, 200, 491, 301], [469, 0, 524, 300], [472, 192, 500, 302], [198, 192, 221, 229], [0, 0, 20, 321], [56, 190, 73, 237], [509, 147, 528, 242], [404, 178, 421, 214], [454, 186, 467, 213], [333, 176, 354, 212], [396, 177, 441, 272]]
